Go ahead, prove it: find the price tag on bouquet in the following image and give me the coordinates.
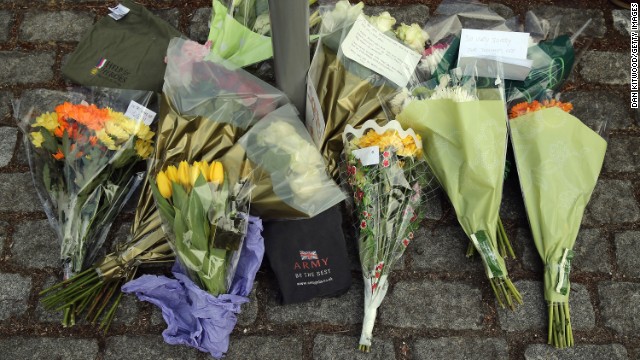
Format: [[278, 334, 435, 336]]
[[340, 15, 421, 88], [125, 100, 156, 125]]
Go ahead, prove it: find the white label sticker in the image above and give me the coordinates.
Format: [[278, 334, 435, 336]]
[[124, 101, 156, 125], [352, 146, 380, 166], [458, 29, 533, 80], [341, 15, 421, 88], [305, 79, 325, 149], [108, 4, 130, 20]]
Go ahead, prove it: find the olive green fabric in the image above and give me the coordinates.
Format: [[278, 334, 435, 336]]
[[62, 0, 182, 92]]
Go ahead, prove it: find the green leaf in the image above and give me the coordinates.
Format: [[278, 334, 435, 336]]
[[171, 182, 189, 211], [187, 190, 208, 253]]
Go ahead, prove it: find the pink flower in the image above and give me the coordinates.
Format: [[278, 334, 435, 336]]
[[382, 151, 390, 158], [372, 283, 378, 291], [360, 220, 367, 229], [347, 165, 357, 176], [408, 232, 414, 240], [382, 159, 390, 168], [402, 238, 410, 247]]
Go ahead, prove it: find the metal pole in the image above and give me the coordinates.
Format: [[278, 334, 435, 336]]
[[268, 0, 310, 115]]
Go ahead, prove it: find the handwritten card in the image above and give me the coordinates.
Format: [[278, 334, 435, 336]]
[[341, 15, 421, 88], [125, 100, 156, 125], [458, 29, 533, 80]]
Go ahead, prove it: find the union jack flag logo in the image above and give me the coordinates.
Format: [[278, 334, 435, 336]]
[[299, 250, 318, 260]]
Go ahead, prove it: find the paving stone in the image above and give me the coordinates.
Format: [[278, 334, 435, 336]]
[[0, 91, 11, 122], [497, 281, 594, 331], [413, 337, 508, 360], [500, 175, 527, 222], [189, 8, 211, 44], [112, 294, 141, 325], [424, 187, 444, 220], [0, 220, 7, 255], [530, 6, 606, 38], [313, 334, 395, 360], [0, 337, 99, 360], [0, 126, 17, 167], [562, 90, 632, 130], [380, 280, 483, 330], [20, 11, 94, 42], [583, 180, 640, 225], [604, 137, 640, 172], [152, 8, 180, 29], [364, 4, 430, 26], [19, 89, 86, 113], [36, 276, 63, 323], [615, 231, 640, 278], [573, 228, 611, 274], [0, 173, 42, 212], [0, 52, 55, 84], [104, 335, 200, 360], [237, 284, 258, 326], [266, 278, 362, 325], [410, 225, 480, 272], [579, 51, 630, 85], [524, 344, 628, 360], [0, 11, 11, 42], [613, 9, 631, 36], [225, 336, 303, 360], [598, 281, 640, 334], [12, 219, 59, 269], [0, 273, 31, 320], [519, 227, 544, 273], [150, 304, 164, 326]]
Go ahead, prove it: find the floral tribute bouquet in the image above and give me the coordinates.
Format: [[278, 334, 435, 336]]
[[307, 0, 429, 178], [509, 98, 606, 348], [342, 120, 431, 352], [122, 160, 262, 358], [394, 70, 522, 309], [15, 88, 154, 287], [40, 38, 344, 330]]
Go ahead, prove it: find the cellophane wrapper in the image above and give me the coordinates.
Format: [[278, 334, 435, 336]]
[[14, 87, 154, 279]]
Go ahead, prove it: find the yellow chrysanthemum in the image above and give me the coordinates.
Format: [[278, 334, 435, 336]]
[[105, 121, 130, 142], [96, 129, 118, 151], [30, 131, 44, 148], [354, 129, 422, 158], [135, 139, 153, 159], [31, 112, 59, 132]]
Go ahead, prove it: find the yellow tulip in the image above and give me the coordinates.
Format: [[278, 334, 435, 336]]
[[165, 165, 179, 183], [190, 164, 201, 187], [156, 171, 172, 199], [198, 160, 209, 178], [208, 161, 224, 185], [177, 161, 191, 190]]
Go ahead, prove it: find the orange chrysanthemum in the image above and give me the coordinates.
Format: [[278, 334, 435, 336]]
[[55, 102, 110, 131], [509, 99, 573, 119]]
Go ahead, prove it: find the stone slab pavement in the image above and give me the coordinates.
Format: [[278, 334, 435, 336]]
[[0, 0, 638, 359]]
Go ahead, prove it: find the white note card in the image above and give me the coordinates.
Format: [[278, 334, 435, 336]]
[[458, 29, 533, 80], [108, 4, 130, 20], [341, 15, 421, 88], [125, 101, 156, 126], [352, 146, 380, 166]]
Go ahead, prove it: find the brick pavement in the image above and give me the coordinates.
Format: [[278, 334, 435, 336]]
[[0, 1, 638, 359]]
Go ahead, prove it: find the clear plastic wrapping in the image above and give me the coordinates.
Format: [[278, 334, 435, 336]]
[[13, 87, 155, 279]]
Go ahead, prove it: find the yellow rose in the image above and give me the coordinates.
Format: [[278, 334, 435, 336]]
[[156, 170, 172, 199]]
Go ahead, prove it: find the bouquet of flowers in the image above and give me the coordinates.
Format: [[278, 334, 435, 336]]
[[122, 160, 262, 358], [394, 70, 522, 309], [205, 0, 321, 68], [342, 120, 432, 352], [509, 99, 607, 347], [308, 0, 429, 178], [15, 89, 155, 282], [40, 38, 344, 329]]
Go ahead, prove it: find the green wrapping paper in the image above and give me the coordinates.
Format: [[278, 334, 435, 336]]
[[397, 98, 522, 308], [510, 107, 606, 347]]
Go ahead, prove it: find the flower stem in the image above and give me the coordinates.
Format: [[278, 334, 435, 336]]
[[548, 302, 573, 348], [490, 277, 522, 310]]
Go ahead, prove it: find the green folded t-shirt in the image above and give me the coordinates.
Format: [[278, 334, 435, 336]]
[[62, 0, 183, 92]]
